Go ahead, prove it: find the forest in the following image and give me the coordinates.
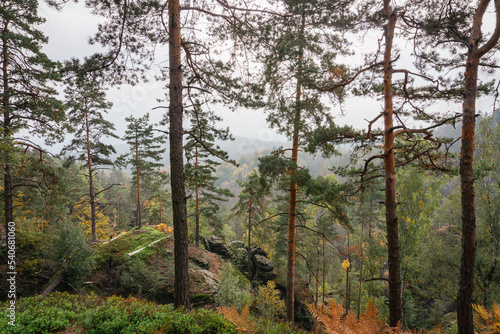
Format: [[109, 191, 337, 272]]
[[1, 0, 500, 333]]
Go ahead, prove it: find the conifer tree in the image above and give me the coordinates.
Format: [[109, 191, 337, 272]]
[[77, 0, 268, 311], [184, 107, 234, 246], [249, 0, 352, 321], [119, 113, 166, 228], [404, 1, 500, 331], [231, 170, 269, 277], [62, 75, 117, 243], [1, 0, 64, 230]]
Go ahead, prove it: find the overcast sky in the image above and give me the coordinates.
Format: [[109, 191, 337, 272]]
[[37, 1, 499, 149]]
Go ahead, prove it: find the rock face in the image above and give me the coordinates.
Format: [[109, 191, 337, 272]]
[[206, 236, 232, 259], [253, 254, 273, 272], [205, 235, 277, 284], [190, 250, 211, 270]]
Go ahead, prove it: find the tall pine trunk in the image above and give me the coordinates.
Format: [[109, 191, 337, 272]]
[[458, 1, 500, 332], [247, 197, 252, 278], [159, 189, 163, 225], [169, 0, 190, 310], [382, 0, 402, 326], [358, 220, 364, 319], [2, 19, 13, 232], [195, 146, 200, 247], [135, 135, 142, 228], [85, 111, 97, 243], [286, 12, 305, 323]]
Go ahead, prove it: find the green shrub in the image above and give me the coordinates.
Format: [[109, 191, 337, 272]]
[[0, 292, 237, 334], [49, 220, 95, 288], [215, 262, 254, 311]]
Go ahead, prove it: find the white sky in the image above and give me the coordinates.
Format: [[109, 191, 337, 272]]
[[37, 1, 499, 148]]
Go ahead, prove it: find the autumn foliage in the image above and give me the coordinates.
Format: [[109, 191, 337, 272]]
[[307, 300, 447, 334]]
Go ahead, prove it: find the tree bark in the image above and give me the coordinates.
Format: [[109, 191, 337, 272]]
[[85, 111, 97, 243], [2, 19, 13, 232], [457, 1, 500, 332], [247, 197, 252, 278], [41, 272, 65, 298], [358, 220, 364, 319], [159, 189, 163, 225], [169, 0, 190, 310], [382, 0, 402, 326], [286, 12, 305, 323], [195, 146, 200, 247], [322, 232, 326, 305], [135, 134, 142, 228]]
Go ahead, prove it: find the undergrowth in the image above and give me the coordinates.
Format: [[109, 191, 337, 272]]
[[0, 292, 236, 334], [308, 300, 500, 334]]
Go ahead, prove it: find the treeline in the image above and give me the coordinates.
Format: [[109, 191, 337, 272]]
[[1, 0, 499, 333]]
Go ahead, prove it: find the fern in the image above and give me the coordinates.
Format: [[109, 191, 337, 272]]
[[308, 300, 446, 334], [473, 302, 500, 334], [217, 305, 256, 333]]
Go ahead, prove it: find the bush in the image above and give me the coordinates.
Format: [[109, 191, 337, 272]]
[[254, 281, 285, 319], [0, 292, 238, 334], [49, 220, 95, 288], [215, 263, 254, 311]]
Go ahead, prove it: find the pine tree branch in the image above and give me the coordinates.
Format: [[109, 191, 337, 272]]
[[94, 183, 122, 196], [477, 0, 500, 57]]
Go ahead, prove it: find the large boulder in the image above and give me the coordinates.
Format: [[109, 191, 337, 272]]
[[229, 240, 245, 250], [252, 254, 277, 284], [254, 267, 278, 283], [190, 250, 211, 270], [253, 254, 274, 272], [190, 269, 220, 307], [207, 236, 232, 259], [251, 247, 267, 259]]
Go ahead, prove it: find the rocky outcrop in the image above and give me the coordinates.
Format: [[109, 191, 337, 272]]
[[253, 254, 273, 272], [190, 250, 211, 270], [205, 236, 232, 259], [205, 235, 277, 284]]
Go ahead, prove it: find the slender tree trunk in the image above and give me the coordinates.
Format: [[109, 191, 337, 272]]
[[315, 245, 319, 306], [459, 2, 486, 332], [382, 0, 402, 326], [2, 19, 13, 232], [135, 135, 142, 228], [85, 111, 97, 242], [195, 146, 200, 247], [322, 232, 326, 305], [159, 189, 163, 225], [169, 0, 190, 310], [345, 233, 351, 315], [457, 1, 500, 332], [358, 220, 364, 319], [286, 12, 305, 323], [247, 197, 252, 278]]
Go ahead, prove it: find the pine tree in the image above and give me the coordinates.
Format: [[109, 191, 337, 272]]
[[231, 170, 269, 277], [62, 74, 117, 243], [404, 0, 500, 331], [1, 0, 64, 230], [184, 107, 234, 246], [82, 0, 270, 311], [119, 113, 166, 228], [248, 0, 353, 321]]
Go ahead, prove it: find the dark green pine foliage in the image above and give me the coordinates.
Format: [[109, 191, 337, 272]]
[[119, 113, 166, 228], [184, 107, 234, 246], [249, 0, 353, 321], [1, 0, 64, 230], [231, 170, 270, 277], [84, 0, 257, 310], [62, 75, 117, 242]]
